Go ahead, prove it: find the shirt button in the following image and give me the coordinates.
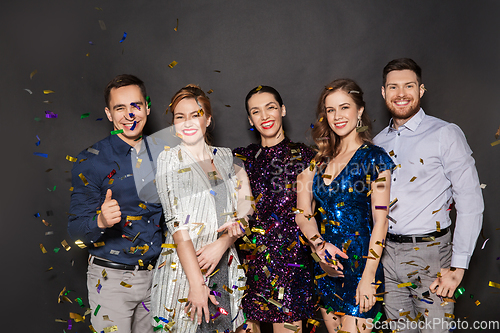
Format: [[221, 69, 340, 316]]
[[142, 179, 145, 182], [389, 226, 393, 229], [393, 178, 396, 182], [398, 133, 400, 136], [394, 155, 397, 158], [151, 242, 153, 245], [148, 220, 150, 223]]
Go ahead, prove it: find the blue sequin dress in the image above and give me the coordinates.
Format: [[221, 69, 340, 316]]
[[312, 144, 394, 318]]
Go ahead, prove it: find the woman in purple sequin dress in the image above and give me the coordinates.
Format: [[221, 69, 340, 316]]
[[233, 86, 315, 333]]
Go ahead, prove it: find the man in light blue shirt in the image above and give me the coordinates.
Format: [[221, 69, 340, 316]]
[[374, 58, 483, 332]]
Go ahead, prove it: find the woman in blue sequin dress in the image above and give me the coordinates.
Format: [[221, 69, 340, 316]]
[[233, 86, 315, 333], [296, 79, 394, 332]]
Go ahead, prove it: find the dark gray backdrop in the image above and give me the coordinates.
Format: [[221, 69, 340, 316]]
[[2, 0, 499, 331]]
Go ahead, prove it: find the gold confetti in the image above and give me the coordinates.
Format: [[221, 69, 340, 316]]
[[40, 243, 47, 253], [103, 325, 118, 333], [336, 202, 345, 207], [489, 281, 500, 289], [444, 313, 455, 319], [135, 158, 142, 168], [139, 203, 147, 210], [375, 177, 386, 183], [490, 140, 500, 147], [120, 281, 132, 288], [436, 221, 441, 232], [178, 167, 191, 173], [287, 241, 297, 251], [108, 179, 114, 185], [94, 242, 105, 247], [268, 298, 283, 308], [311, 252, 321, 262], [420, 158, 424, 164], [322, 174, 332, 179], [43, 90, 55, 94], [70, 312, 85, 322], [318, 207, 326, 214], [223, 285, 233, 294], [30, 70, 37, 79], [79, 173, 89, 186], [283, 323, 298, 331], [375, 241, 385, 248], [397, 282, 412, 288], [369, 249, 380, 258], [66, 155, 77, 162], [315, 272, 328, 279], [174, 18, 179, 31], [366, 189, 373, 197], [399, 311, 410, 316], [168, 61, 178, 68], [292, 207, 304, 214], [410, 176, 417, 182], [61, 240, 71, 251], [75, 240, 87, 249], [426, 242, 440, 247], [69, 187, 74, 191]]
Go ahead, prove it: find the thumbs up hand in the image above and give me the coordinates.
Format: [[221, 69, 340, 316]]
[[97, 189, 122, 228]]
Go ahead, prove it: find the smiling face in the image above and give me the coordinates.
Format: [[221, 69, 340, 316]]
[[325, 90, 364, 139], [247, 92, 286, 143], [173, 98, 211, 146], [382, 69, 425, 123], [105, 85, 150, 146]]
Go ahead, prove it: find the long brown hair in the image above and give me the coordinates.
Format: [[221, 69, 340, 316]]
[[312, 78, 372, 163]]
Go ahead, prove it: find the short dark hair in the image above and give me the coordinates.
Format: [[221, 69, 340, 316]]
[[244, 86, 284, 115], [383, 58, 422, 86], [104, 74, 147, 108]]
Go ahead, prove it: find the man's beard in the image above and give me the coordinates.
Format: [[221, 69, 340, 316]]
[[385, 97, 421, 122]]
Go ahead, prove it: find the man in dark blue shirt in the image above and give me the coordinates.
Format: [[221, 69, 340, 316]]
[[68, 74, 164, 333]]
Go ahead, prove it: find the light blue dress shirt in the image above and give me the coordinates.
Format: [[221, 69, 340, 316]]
[[374, 109, 484, 268]]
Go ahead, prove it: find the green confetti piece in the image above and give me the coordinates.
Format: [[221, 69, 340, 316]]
[[53, 185, 56, 191], [252, 237, 257, 244], [373, 311, 383, 324], [94, 304, 101, 316], [153, 316, 160, 323], [34, 117, 41, 121], [153, 325, 163, 331], [81, 113, 90, 119], [410, 283, 417, 289], [470, 294, 474, 299], [353, 254, 359, 260], [111, 129, 124, 135], [76, 297, 85, 307], [454, 286, 465, 299], [53, 247, 60, 253], [254, 275, 259, 281]]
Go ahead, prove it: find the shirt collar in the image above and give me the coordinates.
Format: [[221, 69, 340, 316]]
[[387, 108, 425, 133], [110, 133, 135, 156]]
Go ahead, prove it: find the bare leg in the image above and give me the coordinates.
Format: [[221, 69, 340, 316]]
[[236, 320, 261, 333], [272, 320, 302, 333], [320, 308, 342, 333], [340, 315, 372, 333]]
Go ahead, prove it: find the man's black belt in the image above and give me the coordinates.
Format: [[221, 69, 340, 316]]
[[93, 257, 156, 270], [387, 227, 450, 243]]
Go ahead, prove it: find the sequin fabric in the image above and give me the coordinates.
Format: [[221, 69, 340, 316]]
[[233, 138, 316, 322], [312, 144, 394, 318]]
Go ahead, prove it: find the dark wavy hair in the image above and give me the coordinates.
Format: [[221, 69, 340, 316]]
[[312, 78, 372, 163]]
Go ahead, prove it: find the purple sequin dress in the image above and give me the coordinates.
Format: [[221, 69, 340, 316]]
[[233, 138, 316, 322]]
